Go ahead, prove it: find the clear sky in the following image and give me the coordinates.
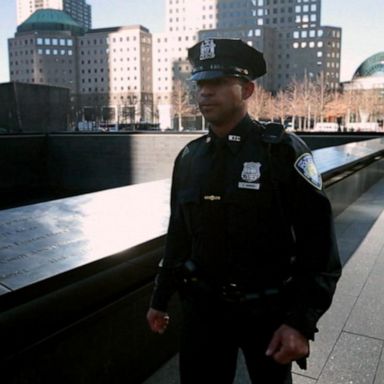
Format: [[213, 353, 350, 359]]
[[0, 0, 383, 83]]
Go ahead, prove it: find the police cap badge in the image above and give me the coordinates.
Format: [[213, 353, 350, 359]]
[[187, 38, 267, 81]]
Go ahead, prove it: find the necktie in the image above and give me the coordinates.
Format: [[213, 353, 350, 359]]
[[205, 137, 227, 198], [202, 137, 228, 277]]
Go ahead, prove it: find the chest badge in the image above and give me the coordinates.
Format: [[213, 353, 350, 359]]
[[239, 162, 261, 190]]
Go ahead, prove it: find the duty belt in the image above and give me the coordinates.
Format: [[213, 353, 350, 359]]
[[220, 282, 280, 303]]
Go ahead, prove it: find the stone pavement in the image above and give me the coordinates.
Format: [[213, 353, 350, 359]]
[[144, 176, 384, 384]]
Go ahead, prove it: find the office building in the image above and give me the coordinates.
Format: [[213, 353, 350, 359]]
[[9, 9, 82, 94], [153, 0, 341, 129], [16, 0, 92, 30], [153, 0, 220, 128], [9, 9, 153, 128], [78, 26, 153, 125]]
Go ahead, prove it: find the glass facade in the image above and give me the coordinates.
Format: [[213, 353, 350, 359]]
[[353, 52, 384, 79]]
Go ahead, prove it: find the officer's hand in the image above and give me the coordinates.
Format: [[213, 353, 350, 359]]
[[265, 324, 309, 364], [146, 308, 170, 334]]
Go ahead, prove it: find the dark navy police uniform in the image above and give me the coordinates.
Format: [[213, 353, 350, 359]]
[[150, 39, 341, 384]]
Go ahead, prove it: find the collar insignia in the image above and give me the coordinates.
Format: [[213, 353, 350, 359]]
[[294, 153, 322, 190], [228, 135, 241, 142], [200, 39, 216, 60]]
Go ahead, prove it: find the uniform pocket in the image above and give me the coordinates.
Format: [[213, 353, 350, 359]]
[[178, 188, 202, 235]]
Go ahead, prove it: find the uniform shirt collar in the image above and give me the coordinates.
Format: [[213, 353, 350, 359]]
[[206, 114, 253, 154]]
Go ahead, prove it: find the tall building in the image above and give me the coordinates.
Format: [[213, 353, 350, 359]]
[[153, 0, 341, 129], [9, 9, 83, 95], [16, 0, 92, 30], [201, 0, 341, 91], [9, 9, 153, 128], [153, 0, 219, 128], [78, 26, 153, 125]]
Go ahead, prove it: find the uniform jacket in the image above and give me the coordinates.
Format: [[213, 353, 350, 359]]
[[151, 114, 341, 339]]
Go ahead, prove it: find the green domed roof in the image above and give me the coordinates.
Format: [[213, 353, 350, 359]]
[[17, 9, 85, 35], [353, 52, 384, 79]]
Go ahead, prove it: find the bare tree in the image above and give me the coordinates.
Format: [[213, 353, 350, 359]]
[[286, 77, 306, 130], [230, 76, 383, 132], [312, 71, 333, 125], [119, 96, 136, 126], [273, 90, 290, 124], [357, 88, 380, 123], [172, 79, 194, 131], [324, 90, 347, 126], [372, 90, 384, 127], [248, 82, 271, 121], [343, 88, 360, 125]]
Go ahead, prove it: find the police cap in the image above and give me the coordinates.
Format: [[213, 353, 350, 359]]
[[187, 38, 266, 81]]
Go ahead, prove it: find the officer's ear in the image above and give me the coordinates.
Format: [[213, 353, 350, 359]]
[[241, 80, 255, 101]]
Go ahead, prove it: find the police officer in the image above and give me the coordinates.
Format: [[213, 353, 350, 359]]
[[147, 38, 341, 384]]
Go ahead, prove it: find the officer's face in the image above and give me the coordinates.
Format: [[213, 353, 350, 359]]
[[196, 77, 254, 127]]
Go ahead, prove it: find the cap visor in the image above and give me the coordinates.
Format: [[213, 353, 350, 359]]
[[188, 70, 227, 81]]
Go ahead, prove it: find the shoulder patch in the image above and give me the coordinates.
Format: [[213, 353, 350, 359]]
[[294, 153, 322, 190]]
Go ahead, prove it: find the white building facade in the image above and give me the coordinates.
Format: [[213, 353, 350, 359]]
[[78, 26, 153, 127]]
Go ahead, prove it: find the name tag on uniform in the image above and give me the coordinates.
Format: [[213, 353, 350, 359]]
[[238, 182, 260, 190]]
